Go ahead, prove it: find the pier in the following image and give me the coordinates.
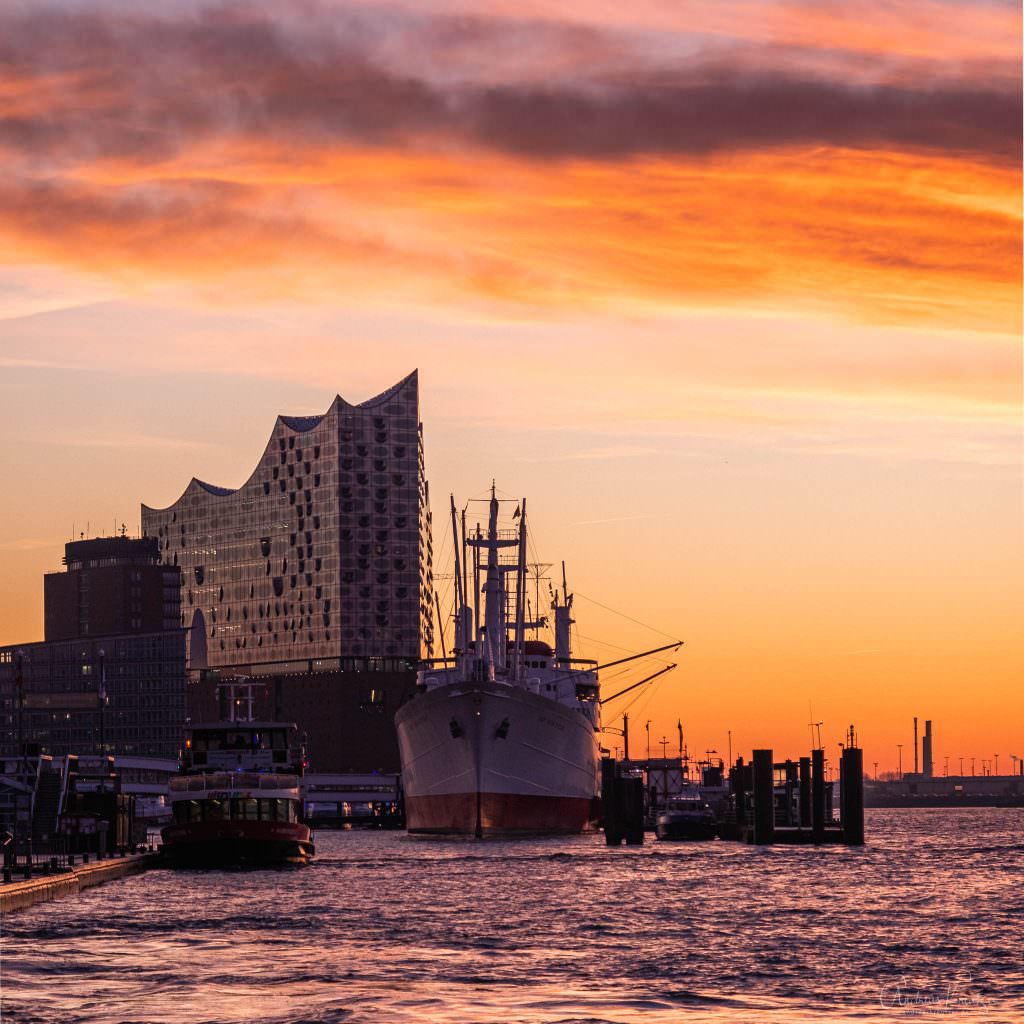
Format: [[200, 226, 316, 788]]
[[719, 743, 864, 845], [601, 731, 866, 846], [1, 851, 161, 915]]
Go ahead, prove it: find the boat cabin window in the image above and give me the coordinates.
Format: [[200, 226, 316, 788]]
[[173, 800, 204, 824], [191, 729, 290, 752], [174, 797, 299, 823], [205, 799, 226, 821], [232, 798, 259, 821]]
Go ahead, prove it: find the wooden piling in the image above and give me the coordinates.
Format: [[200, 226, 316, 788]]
[[798, 756, 811, 828], [811, 748, 826, 843], [840, 746, 865, 845], [601, 757, 621, 845], [752, 748, 775, 845], [783, 760, 797, 826], [732, 756, 747, 829]]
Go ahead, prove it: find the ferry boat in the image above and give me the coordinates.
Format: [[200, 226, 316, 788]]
[[396, 488, 606, 837], [161, 683, 314, 866]]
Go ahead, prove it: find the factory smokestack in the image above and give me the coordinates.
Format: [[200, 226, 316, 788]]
[[913, 717, 918, 775], [923, 720, 933, 779]]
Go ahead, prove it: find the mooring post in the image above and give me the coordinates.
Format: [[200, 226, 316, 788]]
[[811, 747, 826, 843], [733, 756, 747, 830], [601, 757, 621, 846], [752, 748, 774, 845], [621, 775, 645, 846], [798, 756, 811, 829], [841, 746, 865, 845], [783, 760, 797, 826]]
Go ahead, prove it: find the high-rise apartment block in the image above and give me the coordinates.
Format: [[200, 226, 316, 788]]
[[0, 537, 186, 757]]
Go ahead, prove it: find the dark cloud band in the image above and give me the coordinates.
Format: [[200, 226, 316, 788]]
[[0, 4, 1019, 167]]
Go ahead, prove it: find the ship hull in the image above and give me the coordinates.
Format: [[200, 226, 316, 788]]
[[655, 815, 718, 841], [160, 821, 315, 867], [396, 678, 600, 836]]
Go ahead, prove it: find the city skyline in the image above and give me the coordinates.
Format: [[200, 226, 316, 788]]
[[0, 0, 1021, 771]]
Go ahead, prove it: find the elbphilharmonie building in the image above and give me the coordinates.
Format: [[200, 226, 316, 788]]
[[140, 371, 435, 770]]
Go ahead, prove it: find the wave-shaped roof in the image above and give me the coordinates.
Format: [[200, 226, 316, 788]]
[[279, 414, 323, 432], [141, 371, 417, 513]]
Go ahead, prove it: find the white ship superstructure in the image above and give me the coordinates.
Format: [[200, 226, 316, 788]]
[[395, 488, 601, 836]]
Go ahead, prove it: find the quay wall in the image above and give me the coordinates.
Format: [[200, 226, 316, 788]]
[[1, 854, 161, 915]]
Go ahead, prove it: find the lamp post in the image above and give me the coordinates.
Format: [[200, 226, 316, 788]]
[[645, 720, 651, 761], [873, 761, 879, 781], [995, 754, 999, 777]]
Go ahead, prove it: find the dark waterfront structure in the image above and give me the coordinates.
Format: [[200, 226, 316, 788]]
[[141, 371, 435, 772], [0, 538, 186, 758], [44, 536, 180, 641]]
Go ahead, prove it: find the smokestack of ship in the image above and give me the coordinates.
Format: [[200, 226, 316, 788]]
[[922, 720, 933, 779]]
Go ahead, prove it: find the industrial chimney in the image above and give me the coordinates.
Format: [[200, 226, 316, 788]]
[[922, 720, 933, 779]]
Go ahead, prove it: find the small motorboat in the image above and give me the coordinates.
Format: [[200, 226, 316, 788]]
[[655, 792, 718, 841]]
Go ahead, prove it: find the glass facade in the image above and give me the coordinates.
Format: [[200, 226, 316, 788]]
[[141, 371, 434, 669]]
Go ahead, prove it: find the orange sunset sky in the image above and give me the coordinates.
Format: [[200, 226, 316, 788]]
[[0, 0, 1020, 773]]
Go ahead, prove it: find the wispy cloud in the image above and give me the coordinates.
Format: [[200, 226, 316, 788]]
[[572, 513, 662, 526]]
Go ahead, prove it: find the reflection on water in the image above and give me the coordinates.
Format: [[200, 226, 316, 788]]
[[2, 809, 1021, 1024]]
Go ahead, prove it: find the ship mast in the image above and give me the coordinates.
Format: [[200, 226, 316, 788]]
[[482, 484, 505, 674], [512, 499, 527, 682], [554, 560, 574, 667]]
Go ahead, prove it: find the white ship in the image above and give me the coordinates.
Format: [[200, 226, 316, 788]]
[[396, 488, 602, 836]]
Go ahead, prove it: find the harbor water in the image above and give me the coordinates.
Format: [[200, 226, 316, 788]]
[[2, 808, 1021, 1024]]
